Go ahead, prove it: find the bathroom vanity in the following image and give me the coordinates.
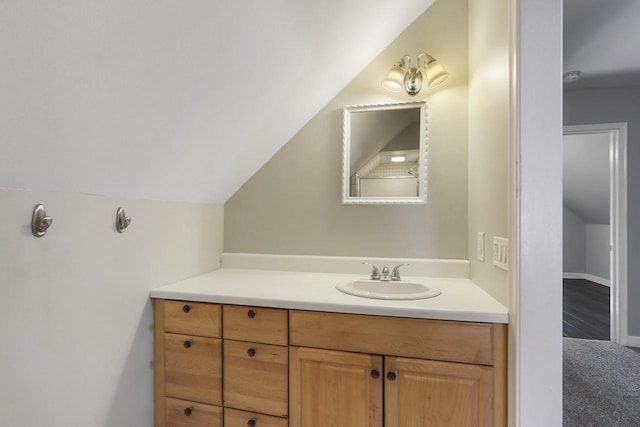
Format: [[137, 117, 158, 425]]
[[150, 266, 508, 427]]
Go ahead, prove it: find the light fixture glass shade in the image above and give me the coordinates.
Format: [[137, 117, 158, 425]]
[[425, 56, 449, 87], [381, 65, 405, 92]]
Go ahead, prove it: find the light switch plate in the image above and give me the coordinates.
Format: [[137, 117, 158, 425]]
[[493, 237, 508, 271], [477, 232, 485, 261]]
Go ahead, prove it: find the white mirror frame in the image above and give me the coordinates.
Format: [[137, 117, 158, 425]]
[[342, 100, 428, 205]]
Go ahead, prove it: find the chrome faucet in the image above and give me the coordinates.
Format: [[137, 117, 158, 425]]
[[363, 262, 410, 281], [391, 263, 409, 281], [362, 262, 380, 280]]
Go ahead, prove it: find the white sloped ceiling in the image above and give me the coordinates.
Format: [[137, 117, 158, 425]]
[[0, 0, 435, 202], [564, 0, 640, 89]]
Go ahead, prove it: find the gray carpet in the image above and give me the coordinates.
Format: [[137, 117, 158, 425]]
[[564, 338, 640, 426]]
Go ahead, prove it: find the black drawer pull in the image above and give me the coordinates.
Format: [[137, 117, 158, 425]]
[[370, 369, 380, 379], [182, 304, 191, 313], [184, 407, 193, 416], [247, 347, 257, 357], [248, 418, 257, 427], [183, 340, 192, 349], [386, 371, 397, 381], [247, 309, 256, 318]]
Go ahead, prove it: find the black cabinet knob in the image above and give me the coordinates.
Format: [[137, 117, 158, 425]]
[[184, 407, 193, 416], [183, 340, 192, 349], [247, 418, 257, 427], [370, 369, 380, 379], [182, 304, 191, 313], [247, 309, 256, 318], [247, 347, 257, 357], [386, 371, 397, 381]]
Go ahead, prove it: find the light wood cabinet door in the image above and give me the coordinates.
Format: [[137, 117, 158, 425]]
[[224, 339, 288, 416], [385, 356, 494, 427], [164, 333, 222, 405], [165, 397, 222, 427], [289, 346, 383, 427]]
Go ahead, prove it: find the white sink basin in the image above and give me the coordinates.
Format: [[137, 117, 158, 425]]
[[336, 279, 441, 300]]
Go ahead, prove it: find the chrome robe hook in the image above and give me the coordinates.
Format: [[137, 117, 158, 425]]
[[116, 207, 131, 233], [31, 204, 53, 237]]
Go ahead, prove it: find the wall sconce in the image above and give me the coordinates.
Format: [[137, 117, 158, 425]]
[[382, 54, 449, 96]]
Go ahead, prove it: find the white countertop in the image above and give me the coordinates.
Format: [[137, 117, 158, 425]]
[[150, 268, 508, 324]]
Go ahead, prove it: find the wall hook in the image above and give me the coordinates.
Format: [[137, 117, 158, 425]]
[[116, 207, 131, 233], [31, 204, 53, 237]]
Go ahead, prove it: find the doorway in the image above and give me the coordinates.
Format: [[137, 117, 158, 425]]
[[563, 123, 628, 344]]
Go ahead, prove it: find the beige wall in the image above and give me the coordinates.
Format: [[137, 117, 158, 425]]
[[467, 0, 510, 306], [225, 0, 469, 259], [0, 188, 223, 425]]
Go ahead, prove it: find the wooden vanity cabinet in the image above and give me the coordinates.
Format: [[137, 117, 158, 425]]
[[288, 348, 496, 427], [154, 300, 506, 427], [154, 300, 290, 426], [155, 299, 223, 427], [222, 305, 289, 418], [288, 310, 506, 427]]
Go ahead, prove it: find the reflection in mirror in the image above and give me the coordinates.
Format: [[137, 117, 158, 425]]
[[342, 101, 427, 204]]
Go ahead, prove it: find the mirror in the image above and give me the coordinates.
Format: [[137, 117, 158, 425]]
[[342, 101, 427, 204]]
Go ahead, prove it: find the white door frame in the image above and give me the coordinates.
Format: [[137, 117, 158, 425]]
[[563, 123, 628, 345]]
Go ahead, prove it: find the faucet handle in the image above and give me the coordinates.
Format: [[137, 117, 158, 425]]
[[391, 263, 410, 281], [362, 262, 380, 280]]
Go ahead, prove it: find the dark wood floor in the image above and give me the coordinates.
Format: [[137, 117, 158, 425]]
[[563, 279, 610, 340]]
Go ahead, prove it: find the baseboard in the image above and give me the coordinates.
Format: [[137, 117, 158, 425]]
[[627, 336, 640, 348], [563, 272, 610, 287]]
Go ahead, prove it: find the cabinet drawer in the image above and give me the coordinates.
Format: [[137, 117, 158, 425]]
[[223, 305, 288, 345], [165, 397, 222, 427], [224, 408, 288, 427], [223, 339, 288, 416], [165, 333, 222, 405], [290, 310, 495, 365], [164, 300, 221, 338]]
